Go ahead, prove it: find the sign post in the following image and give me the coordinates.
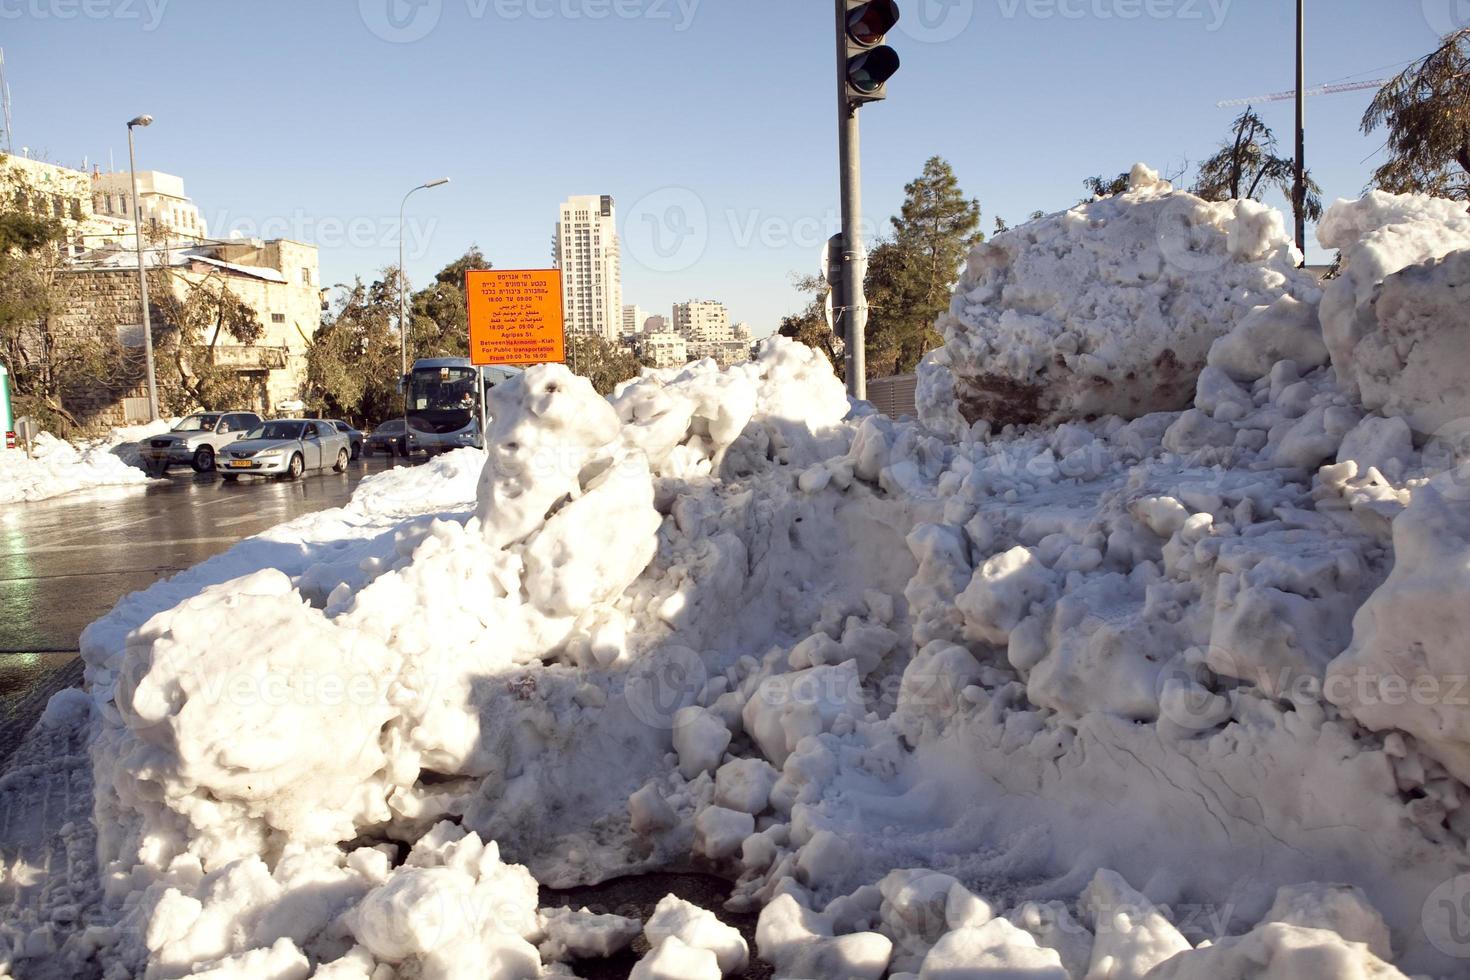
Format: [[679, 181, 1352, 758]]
[[15, 416, 38, 459], [465, 269, 566, 367]]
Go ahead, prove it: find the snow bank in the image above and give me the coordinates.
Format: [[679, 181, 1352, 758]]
[[917, 163, 1319, 435], [1318, 190, 1470, 435], [46, 188, 1470, 979], [0, 428, 162, 504]]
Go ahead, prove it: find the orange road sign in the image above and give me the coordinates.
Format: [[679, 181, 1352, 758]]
[[465, 269, 566, 366]]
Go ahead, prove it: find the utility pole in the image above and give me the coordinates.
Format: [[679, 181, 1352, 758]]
[[1293, 0, 1307, 262], [398, 177, 450, 455], [834, 1, 900, 401], [126, 115, 158, 422]]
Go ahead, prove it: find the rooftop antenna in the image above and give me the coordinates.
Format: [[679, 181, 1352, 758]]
[[0, 49, 13, 155]]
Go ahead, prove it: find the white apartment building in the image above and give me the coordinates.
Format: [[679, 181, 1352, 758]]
[[621, 304, 650, 339], [555, 195, 623, 340], [641, 332, 688, 370], [672, 299, 731, 345], [1, 156, 208, 258], [90, 170, 209, 245]]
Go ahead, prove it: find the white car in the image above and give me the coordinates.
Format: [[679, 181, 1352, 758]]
[[143, 411, 263, 474], [217, 419, 352, 481]]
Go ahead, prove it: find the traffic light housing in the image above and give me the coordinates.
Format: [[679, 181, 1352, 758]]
[[844, 0, 900, 106]]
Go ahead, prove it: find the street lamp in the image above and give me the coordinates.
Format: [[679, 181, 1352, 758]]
[[398, 177, 449, 456], [127, 114, 159, 421]]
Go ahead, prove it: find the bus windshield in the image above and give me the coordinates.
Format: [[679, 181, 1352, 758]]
[[409, 367, 478, 414]]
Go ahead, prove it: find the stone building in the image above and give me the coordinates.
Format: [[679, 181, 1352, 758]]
[[1, 155, 207, 259], [56, 239, 323, 427]]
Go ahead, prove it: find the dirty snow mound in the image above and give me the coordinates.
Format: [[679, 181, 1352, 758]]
[[917, 163, 1319, 435]]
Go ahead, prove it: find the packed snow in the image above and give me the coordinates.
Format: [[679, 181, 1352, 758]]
[[10, 176, 1470, 978], [0, 420, 172, 504], [916, 164, 1323, 433]]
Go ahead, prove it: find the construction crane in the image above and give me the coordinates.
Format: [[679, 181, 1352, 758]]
[[1217, 78, 1387, 109]]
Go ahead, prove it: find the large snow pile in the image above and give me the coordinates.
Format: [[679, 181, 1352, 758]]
[[0, 421, 169, 504], [917, 163, 1322, 435], [1318, 190, 1470, 436], [33, 187, 1470, 979]]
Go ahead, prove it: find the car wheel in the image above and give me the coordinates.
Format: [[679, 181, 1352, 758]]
[[351, 441, 361, 461], [333, 448, 349, 473], [192, 446, 215, 473], [287, 453, 305, 480]]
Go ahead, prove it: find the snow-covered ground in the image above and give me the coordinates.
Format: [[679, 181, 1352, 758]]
[[6, 171, 1470, 978], [0, 420, 173, 505]]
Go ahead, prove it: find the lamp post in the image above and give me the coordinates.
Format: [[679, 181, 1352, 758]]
[[1293, 0, 1307, 261], [398, 177, 450, 457], [127, 114, 159, 421]]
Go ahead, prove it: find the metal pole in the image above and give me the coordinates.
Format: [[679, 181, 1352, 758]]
[[1293, 0, 1307, 261], [399, 189, 411, 458], [836, 0, 867, 400], [128, 123, 159, 421], [397, 178, 449, 458]]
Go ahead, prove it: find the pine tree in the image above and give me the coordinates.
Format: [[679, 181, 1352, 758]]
[[863, 156, 982, 379]]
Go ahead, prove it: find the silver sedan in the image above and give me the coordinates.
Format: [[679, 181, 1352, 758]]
[[217, 419, 352, 481]]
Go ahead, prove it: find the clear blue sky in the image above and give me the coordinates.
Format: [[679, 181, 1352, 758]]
[[3, 0, 1448, 334]]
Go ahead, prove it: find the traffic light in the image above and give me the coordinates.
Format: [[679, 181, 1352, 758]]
[[843, 1, 900, 106]]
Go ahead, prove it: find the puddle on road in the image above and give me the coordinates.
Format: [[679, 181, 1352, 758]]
[[540, 871, 773, 979]]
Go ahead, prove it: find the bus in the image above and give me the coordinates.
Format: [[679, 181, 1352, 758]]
[[402, 358, 522, 452]]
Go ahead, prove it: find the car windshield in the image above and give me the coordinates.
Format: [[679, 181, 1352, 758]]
[[333, 421, 351, 432], [375, 420, 404, 434], [245, 422, 305, 441], [173, 414, 221, 433]]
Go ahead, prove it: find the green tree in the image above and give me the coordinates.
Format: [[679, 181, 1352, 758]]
[[0, 156, 127, 432], [304, 270, 403, 425], [568, 334, 645, 396], [776, 273, 843, 379], [863, 156, 982, 379], [1363, 29, 1470, 199], [1194, 109, 1322, 220], [152, 270, 265, 413], [408, 246, 493, 360], [1083, 172, 1132, 199]]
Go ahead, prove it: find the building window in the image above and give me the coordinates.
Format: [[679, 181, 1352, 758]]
[[301, 268, 312, 285], [271, 313, 286, 324]]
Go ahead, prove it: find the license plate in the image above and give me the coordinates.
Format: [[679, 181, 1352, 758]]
[[229, 460, 252, 469]]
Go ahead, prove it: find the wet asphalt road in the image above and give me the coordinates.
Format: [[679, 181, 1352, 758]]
[[0, 455, 414, 763]]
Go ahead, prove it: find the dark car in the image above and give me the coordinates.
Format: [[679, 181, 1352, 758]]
[[328, 420, 364, 460], [365, 419, 423, 458]]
